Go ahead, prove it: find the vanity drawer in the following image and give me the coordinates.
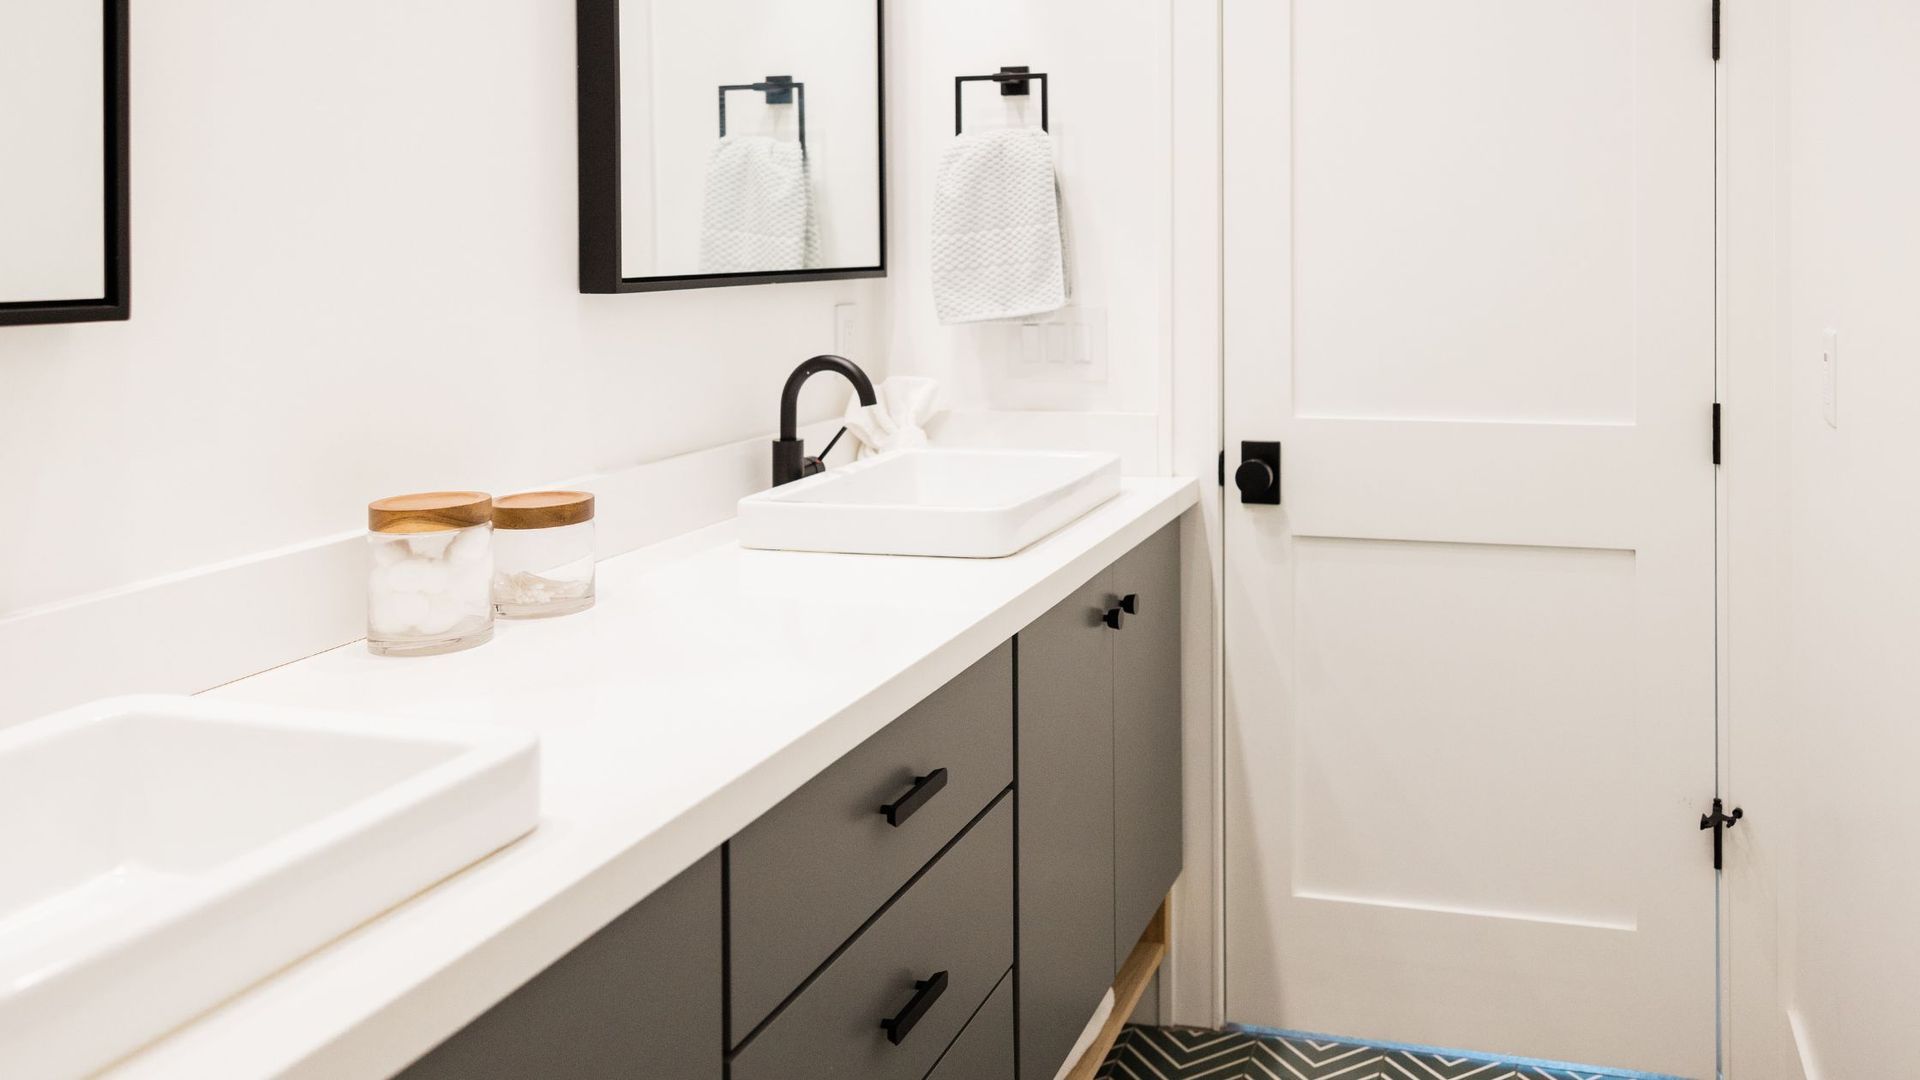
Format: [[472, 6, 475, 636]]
[[925, 969, 1015, 1080], [730, 794, 1014, 1080], [728, 641, 1013, 1038]]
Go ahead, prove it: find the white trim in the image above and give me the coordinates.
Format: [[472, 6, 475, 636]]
[[1717, 0, 1796, 1076], [1167, 0, 1226, 1028]]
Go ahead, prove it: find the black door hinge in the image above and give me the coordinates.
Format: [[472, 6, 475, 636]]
[[1712, 0, 1722, 60], [1712, 403, 1722, 465], [1700, 797, 1743, 870]]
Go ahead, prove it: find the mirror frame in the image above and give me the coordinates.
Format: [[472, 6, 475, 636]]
[[0, 0, 130, 327], [574, 0, 887, 293]]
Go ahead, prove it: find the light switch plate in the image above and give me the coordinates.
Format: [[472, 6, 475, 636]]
[[1007, 306, 1109, 383], [1821, 328, 1839, 428]]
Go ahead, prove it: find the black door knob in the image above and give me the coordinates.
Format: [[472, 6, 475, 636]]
[[1234, 460, 1274, 496], [1235, 441, 1282, 504]]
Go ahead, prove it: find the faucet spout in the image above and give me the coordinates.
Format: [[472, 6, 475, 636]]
[[772, 355, 878, 487]]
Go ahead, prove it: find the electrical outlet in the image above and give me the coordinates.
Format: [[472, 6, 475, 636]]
[[834, 302, 862, 359], [1821, 328, 1839, 428]]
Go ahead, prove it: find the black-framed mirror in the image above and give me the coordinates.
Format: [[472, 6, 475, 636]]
[[576, 0, 886, 293], [0, 0, 129, 327]]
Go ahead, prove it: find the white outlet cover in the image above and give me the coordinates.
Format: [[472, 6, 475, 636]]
[[834, 302, 861, 359]]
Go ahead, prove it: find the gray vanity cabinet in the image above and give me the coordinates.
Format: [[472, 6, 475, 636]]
[[1112, 522, 1184, 967], [1014, 571, 1118, 1080], [1015, 520, 1182, 1080], [390, 518, 1185, 1080], [396, 851, 721, 1080]]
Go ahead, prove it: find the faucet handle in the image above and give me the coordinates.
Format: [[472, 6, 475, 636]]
[[800, 426, 852, 478]]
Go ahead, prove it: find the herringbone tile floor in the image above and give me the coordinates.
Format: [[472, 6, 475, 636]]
[[1096, 1026, 1664, 1080]]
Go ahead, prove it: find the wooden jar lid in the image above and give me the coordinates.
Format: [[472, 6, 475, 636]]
[[493, 491, 595, 530], [368, 491, 492, 533]]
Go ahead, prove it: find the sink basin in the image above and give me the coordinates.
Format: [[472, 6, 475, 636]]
[[0, 696, 539, 1079], [737, 448, 1122, 558]]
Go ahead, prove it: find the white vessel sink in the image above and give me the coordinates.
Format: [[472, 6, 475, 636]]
[[738, 448, 1122, 558], [0, 696, 539, 1079]]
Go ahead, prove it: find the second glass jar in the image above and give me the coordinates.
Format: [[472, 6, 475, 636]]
[[491, 491, 596, 618]]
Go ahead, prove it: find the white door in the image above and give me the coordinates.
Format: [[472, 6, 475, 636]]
[[1221, 2, 1719, 1077]]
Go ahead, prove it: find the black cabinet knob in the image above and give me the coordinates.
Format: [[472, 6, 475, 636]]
[[1119, 593, 1139, 616], [1103, 607, 1124, 630]]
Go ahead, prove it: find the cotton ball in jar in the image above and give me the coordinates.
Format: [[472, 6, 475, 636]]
[[370, 589, 431, 636]]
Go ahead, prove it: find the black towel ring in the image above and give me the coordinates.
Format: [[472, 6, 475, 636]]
[[718, 75, 807, 149], [954, 67, 1050, 135]]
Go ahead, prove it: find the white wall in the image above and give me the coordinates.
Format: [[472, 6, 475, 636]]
[[1777, 1, 1920, 1075], [0, 0, 884, 618], [884, 0, 1174, 426]]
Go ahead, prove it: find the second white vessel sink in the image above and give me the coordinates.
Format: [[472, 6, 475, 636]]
[[737, 448, 1122, 558], [0, 696, 539, 1079]]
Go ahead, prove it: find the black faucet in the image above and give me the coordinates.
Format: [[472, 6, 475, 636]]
[[772, 355, 877, 487]]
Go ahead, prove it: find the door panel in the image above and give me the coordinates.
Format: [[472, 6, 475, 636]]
[[1290, 538, 1639, 927], [1222, 1, 1718, 1076], [1292, 0, 1641, 426]]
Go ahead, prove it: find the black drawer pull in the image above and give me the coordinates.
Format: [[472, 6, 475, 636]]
[[880, 970, 949, 1046], [1119, 593, 1139, 615], [1103, 606, 1124, 630], [880, 768, 948, 827]]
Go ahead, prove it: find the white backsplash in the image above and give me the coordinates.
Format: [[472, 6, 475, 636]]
[[0, 411, 1167, 727]]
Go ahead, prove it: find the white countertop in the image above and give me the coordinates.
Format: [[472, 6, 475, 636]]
[[106, 476, 1197, 1080]]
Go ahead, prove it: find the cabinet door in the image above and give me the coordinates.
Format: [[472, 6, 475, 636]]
[[1112, 521, 1184, 965], [397, 852, 722, 1080], [1014, 571, 1116, 1080]]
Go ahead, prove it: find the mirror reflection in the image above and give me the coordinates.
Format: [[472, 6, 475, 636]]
[[615, 0, 882, 281], [0, 0, 109, 310]]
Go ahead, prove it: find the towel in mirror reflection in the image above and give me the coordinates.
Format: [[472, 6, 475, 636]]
[[700, 135, 819, 273]]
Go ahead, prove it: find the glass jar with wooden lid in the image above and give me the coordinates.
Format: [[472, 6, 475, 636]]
[[491, 491, 596, 618], [366, 491, 494, 656]]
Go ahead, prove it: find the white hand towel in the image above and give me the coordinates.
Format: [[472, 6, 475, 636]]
[[843, 376, 940, 459], [1052, 988, 1116, 1080], [699, 135, 818, 274], [931, 127, 1068, 324]]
